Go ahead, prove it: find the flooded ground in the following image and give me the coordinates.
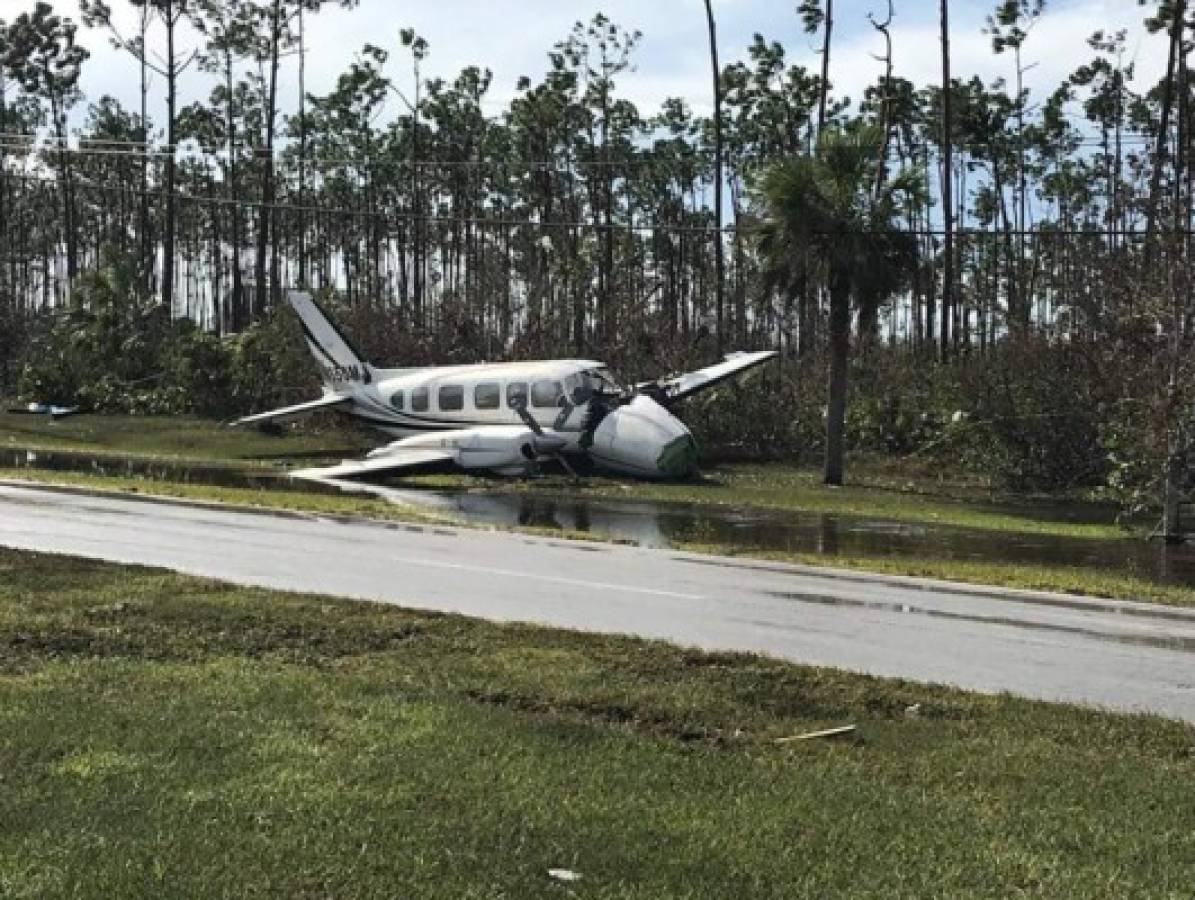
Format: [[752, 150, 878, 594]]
[[303, 476, 1195, 589], [6, 446, 1195, 589]]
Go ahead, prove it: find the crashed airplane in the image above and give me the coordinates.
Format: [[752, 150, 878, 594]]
[[234, 292, 777, 480]]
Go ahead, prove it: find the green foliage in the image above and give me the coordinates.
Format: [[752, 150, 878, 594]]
[[685, 339, 1132, 498], [931, 340, 1110, 491], [226, 306, 316, 413], [162, 325, 232, 417], [1098, 411, 1163, 520], [17, 257, 282, 418], [20, 261, 165, 409], [847, 349, 942, 455], [1, 2, 89, 118], [683, 355, 821, 462]]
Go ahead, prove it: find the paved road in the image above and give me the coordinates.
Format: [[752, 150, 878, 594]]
[[3, 482, 1195, 722]]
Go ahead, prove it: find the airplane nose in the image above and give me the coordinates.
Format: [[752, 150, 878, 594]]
[[656, 434, 698, 478], [589, 395, 697, 478]]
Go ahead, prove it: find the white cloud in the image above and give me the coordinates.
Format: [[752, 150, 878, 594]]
[[825, 0, 1167, 116]]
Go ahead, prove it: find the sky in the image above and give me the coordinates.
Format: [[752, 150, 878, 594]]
[[0, 0, 1173, 133]]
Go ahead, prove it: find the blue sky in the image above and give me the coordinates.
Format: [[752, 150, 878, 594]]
[[3, 0, 1172, 128]]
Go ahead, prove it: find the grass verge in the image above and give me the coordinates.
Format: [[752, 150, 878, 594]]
[[683, 545, 1195, 609], [0, 410, 371, 464], [0, 468, 445, 525], [0, 548, 1192, 897]]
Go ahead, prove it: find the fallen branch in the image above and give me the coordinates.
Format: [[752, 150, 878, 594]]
[[774, 725, 857, 744]]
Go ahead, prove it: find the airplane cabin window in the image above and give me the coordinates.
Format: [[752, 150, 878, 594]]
[[439, 384, 464, 411], [531, 379, 564, 408], [506, 381, 528, 408], [474, 382, 500, 409], [390, 391, 404, 410], [412, 386, 429, 412]]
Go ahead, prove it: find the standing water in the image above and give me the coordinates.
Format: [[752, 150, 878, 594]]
[[300, 475, 1195, 589], [5, 447, 1195, 590]]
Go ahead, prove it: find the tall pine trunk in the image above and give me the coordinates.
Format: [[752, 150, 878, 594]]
[[1145, 0, 1186, 253], [939, 0, 954, 357], [255, 1, 282, 317], [138, 7, 150, 297], [823, 268, 850, 486], [703, 0, 725, 354], [816, 0, 833, 135], [225, 57, 244, 332], [163, 1, 177, 315], [53, 103, 78, 288]]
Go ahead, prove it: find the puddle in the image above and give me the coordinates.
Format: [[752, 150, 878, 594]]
[[763, 591, 1195, 653], [7, 445, 1195, 592], [318, 479, 1195, 590]]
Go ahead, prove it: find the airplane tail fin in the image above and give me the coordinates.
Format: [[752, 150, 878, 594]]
[[288, 291, 374, 387]]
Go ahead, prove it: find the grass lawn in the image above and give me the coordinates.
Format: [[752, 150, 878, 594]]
[[0, 410, 372, 465], [0, 548, 1192, 897], [682, 545, 1195, 609], [0, 468, 446, 526]]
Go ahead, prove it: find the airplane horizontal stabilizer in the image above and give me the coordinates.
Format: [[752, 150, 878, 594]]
[[231, 393, 351, 427]]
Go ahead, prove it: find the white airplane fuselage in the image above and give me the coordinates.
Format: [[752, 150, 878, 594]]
[[235, 292, 775, 481], [326, 358, 699, 479]]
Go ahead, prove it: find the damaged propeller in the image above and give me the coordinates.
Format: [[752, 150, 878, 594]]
[[510, 397, 579, 479]]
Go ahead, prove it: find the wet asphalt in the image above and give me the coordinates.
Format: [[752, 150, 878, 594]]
[[3, 482, 1195, 723]]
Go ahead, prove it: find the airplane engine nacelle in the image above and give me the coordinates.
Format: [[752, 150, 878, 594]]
[[589, 395, 697, 479], [367, 426, 538, 474], [450, 426, 539, 472]]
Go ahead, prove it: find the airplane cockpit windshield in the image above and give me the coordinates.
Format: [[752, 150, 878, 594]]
[[586, 367, 622, 396], [560, 368, 622, 410]]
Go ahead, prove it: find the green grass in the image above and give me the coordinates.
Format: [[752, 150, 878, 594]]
[[0, 410, 371, 464], [0, 548, 1192, 897], [683, 546, 1195, 609], [0, 468, 446, 525]]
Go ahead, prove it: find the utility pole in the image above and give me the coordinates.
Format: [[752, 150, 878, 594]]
[[703, 0, 725, 354]]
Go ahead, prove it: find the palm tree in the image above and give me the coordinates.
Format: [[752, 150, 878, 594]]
[[756, 126, 920, 485]]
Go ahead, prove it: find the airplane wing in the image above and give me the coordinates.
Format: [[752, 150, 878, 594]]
[[290, 446, 454, 481], [8, 403, 83, 419], [232, 393, 351, 427], [644, 350, 779, 404]]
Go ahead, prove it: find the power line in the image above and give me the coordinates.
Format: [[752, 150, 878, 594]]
[[2, 172, 1189, 239], [0, 132, 1169, 174]]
